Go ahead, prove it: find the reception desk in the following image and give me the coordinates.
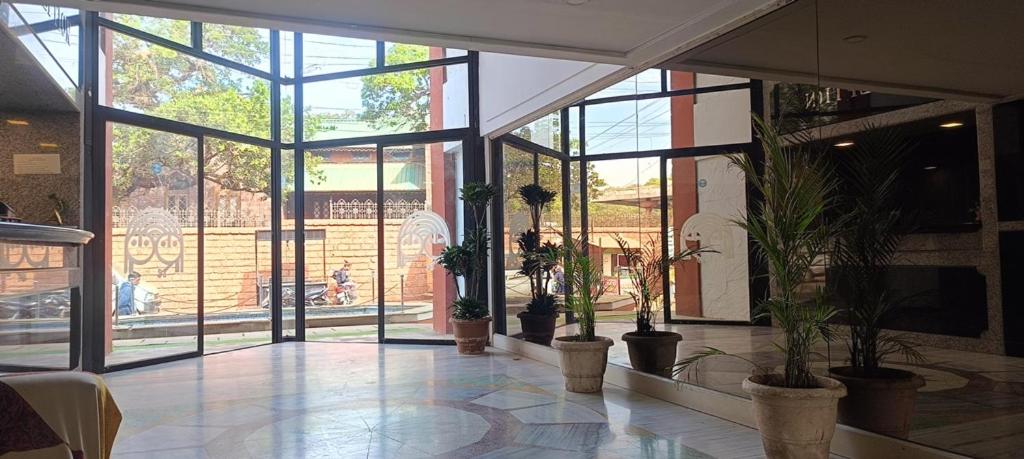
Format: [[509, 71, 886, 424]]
[[0, 222, 93, 371]]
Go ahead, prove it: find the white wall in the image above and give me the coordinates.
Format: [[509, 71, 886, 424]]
[[478, 53, 624, 137]]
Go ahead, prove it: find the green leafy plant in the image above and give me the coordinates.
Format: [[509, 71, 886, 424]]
[[557, 235, 604, 342], [516, 184, 561, 317], [676, 115, 837, 388], [438, 182, 496, 321], [613, 234, 714, 334], [830, 125, 924, 374]]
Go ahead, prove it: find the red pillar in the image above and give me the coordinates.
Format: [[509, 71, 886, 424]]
[[670, 72, 703, 318], [428, 47, 456, 334]]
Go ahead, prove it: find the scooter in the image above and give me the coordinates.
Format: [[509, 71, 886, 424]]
[[334, 281, 358, 305]]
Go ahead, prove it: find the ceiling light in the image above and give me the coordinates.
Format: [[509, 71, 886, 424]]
[[834, 141, 855, 148], [6, 119, 29, 126], [565, 0, 589, 4], [923, 165, 938, 171], [939, 121, 964, 129], [843, 35, 868, 44], [39, 143, 59, 148]]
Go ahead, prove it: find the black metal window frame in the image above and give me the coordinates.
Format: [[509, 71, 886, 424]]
[[80, 11, 481, 373], [491, 73, 767, 339]]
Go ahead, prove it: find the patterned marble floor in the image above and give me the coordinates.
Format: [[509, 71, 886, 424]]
[[103, 342, 771, 458], [548, 320, 1024, 459]]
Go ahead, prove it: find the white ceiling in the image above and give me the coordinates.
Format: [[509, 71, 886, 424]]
[[662, 0, 1024, 102], [37, 0, 787, 68]]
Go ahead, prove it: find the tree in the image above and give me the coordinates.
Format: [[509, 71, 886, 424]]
[[359, 44, 430, 132], [357, 44, 606, 224], [109, 16, 324, 201]]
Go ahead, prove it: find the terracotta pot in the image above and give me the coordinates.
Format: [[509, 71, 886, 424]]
[[450, 317, 491, 355], [517, 312, 557, 346], [551, 336, 613, 393], [622, 331, 682, 378], [743, 374, 847, 459], [828, 366, 925, 438]]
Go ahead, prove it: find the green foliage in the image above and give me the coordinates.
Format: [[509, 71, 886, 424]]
[[732, 115, 839, 388], [437, 183, 496, 318], [831, 124, 925, 374], [677, 115, 837, 389], [109, 16, 325, 200], [558, 236, 604, 342], [515, 184, 562, 317], [359, 44, 430, 132], [613, 234, 714, 335], [452, 298, 489, 321]]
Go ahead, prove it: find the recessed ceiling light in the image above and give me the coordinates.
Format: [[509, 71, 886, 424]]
[[923, 165, 938, 171], [834, 141, 855, 148], [6, 119, 29, 126], [843, 35, 868, 44], [939, 121, 964, 129], [565, 0, 589, 4], [39, 143, 59, 148]]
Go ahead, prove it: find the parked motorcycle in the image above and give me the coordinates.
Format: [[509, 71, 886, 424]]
[[260, 283, 330, 309]]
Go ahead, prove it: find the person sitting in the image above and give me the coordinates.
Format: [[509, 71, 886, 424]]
[[117, 271, 141, 317]]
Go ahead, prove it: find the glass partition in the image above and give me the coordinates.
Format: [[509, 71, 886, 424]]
[[301, 145, 379, 342], [201, 137, 273, 354], [383, 142, 461, 341], [107, 123, 200, 366]]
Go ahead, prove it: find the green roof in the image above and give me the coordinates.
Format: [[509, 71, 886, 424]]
[[305, 162, 425, 192]]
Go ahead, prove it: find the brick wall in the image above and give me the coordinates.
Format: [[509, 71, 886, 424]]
[[111, 219, 442, 315]]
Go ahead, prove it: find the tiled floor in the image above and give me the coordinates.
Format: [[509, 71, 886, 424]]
[[103, 342, 770, 458], [552, 320, 1024, 459]]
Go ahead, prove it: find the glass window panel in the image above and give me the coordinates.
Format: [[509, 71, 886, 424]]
[[502, 144, 534, 338], [585, 157, 661, 330], [303, 64, 468, 141], [666, 155, 749, 322], [302, 33, 376, 76], [280, 31, 295, 79], [108, 123, 199, 365], [281, 84, 295, 143], [201, 23, 271, 72], [569, 106, 580, 156], [383, 142, 460, 340], [584, 98, 672, 155], [583, 90, 750, 155], [108, 13, 190, 45], [511, 111, 561, 152], [384, 42, 430, 65], [101, 27, 272, 139], [281, 149, 297, 338], [302, 145, 379, 342], [587, 69, 663, 100], [201, 137, 273, 353], [383, 42, 465, 66]]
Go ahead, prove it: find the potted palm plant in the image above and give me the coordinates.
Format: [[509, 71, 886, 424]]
[[551, 235, 613, 393], [614, 234, 711, 377], [828, 125, 925, 439], [677, 116, 846, 458], [438, 182, 496, 355], [515, 184, 561, 345]]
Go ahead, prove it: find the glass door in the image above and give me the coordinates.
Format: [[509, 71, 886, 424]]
[[106, 122, 201, 366], [300, 145, 381, 342], [381, 141, 462, 342]]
